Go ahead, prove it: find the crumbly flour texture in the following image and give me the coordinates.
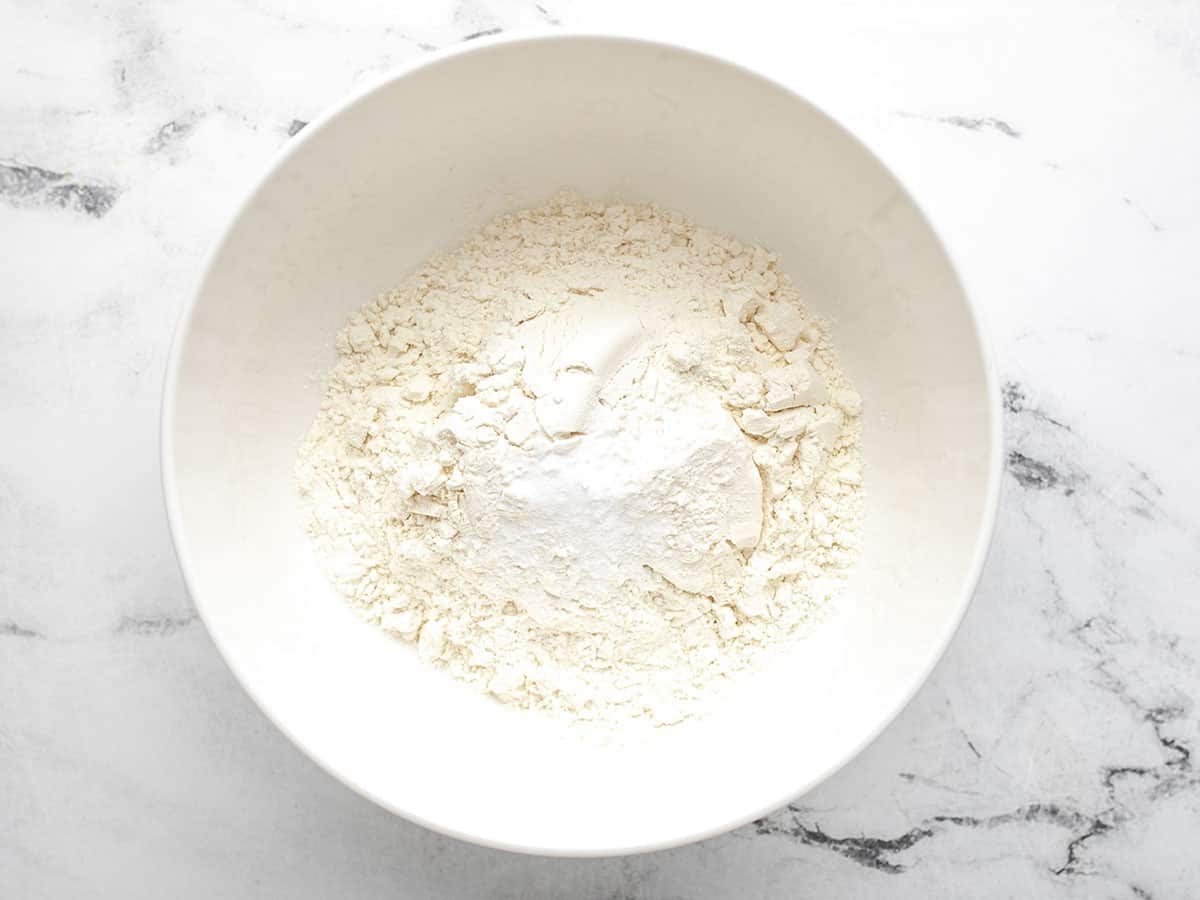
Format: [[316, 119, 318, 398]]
[[297, 194, 863, 725]]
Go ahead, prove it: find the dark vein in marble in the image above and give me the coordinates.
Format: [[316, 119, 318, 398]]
[[939, 116, 1021, 137], [1053, 819, 1113, 875], [1073, 615, 1197, 805], [1122, 196, 1164, 233], [1128, 464, 1166, 498], [1041, 513, 1197, 798], [895, 772, 982, 797], [1072, 615, 1128, 647], [535, 3, 562, 25], [754, 812, 930, 873], [1002, 381, 1069, 430], [1119, 462, 1184, 529], [0, 161, 118, 217], [145, 117, 196, 154], [1002, 381, 1088, 497], [1, 621, 45, 639], [1146, 706, 1192, 770], [461, 26, 503, 41], [998, 375, 1200, 883], [1056, 560, 1197, 820], [114, 614, 198, 636], [1008, 378, 1181, 528], [755, 803, 1099, 875], [898, 111, 1021, 138], [1102, 765, 1154, 793], [1008, 450, 1078, 494], [287, 119, 308, 137]]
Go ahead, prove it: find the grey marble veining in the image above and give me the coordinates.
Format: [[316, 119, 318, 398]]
[[3, 1, 1200, 897]]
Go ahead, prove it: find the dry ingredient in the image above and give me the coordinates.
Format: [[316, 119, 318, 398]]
[[296, 194, 862, 725]]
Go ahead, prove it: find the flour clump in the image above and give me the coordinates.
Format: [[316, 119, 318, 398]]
[[296, 194, 863, 725]]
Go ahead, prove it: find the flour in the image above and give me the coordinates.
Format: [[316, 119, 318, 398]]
[[296, 194, 862, 725]]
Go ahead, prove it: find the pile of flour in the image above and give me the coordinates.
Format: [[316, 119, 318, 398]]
[[296, 194, 862, 725]]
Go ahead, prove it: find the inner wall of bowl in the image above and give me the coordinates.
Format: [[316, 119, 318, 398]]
[[171, 37, 993, 852]]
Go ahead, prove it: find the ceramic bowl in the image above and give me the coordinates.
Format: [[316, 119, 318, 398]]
[[162, 34, 1001, 856]]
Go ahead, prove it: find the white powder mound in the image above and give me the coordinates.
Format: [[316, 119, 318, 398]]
[[296, 194, 863, 726]]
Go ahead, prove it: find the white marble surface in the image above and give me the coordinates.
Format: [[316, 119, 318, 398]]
[[3, 1, 1200, 896]]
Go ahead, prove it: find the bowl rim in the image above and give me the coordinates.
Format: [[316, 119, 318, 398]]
[[160, 29, 1004, 858]]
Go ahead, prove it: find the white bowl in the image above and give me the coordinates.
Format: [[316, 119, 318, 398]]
[[163, 34, 1001, 856]]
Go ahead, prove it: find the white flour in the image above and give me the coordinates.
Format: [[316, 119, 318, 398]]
[[296, 194, 862, 725]]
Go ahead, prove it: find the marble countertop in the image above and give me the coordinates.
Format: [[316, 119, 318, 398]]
[[4, 1, 1199, 896]]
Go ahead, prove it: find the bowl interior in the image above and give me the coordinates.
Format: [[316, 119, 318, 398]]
[[166, 36, 997, 854]]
